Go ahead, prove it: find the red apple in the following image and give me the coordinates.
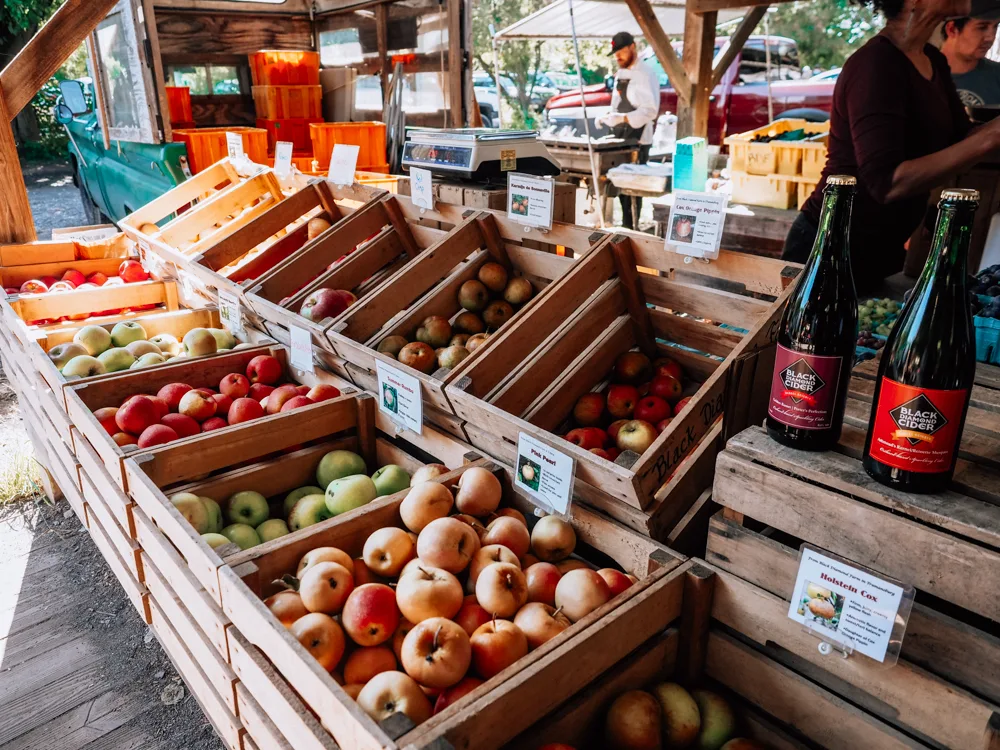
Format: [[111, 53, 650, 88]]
[[112, 432, 138, 447], [266, 383, 300, 415], [19, 279, 48, 294], [470, 619, 528, 679], [160, 413, 200, 438], [607, 419, 628, 443], [157, 383, 193, 411], [307, 384, 341, 402], [210, 393, 233, 415], [525, 562, 561, 606], [48, 281, 74, 293], [554, 568, 612, 622], [194, 387, 216, 398], [653, 357, 683, 381], [589, 448, 612, 460], [178, 390, 216, 422], [61, 269, 86, 287], [115, 395, 160, 435], [564, 427, 607, 451], [296, 384, 310, 395], [248, 383, 275, 401], [219, 373, 250, 399], [40, 275, 58, 288], [572, 392, 605, 426], [433, 676, 483, 715], [94, 407, 119, 437], [673, 396, 693, 414], [86, 271, 108, 286], [201, 417, 228, 432], [613, 352, 652, 385], [118, 260, 149, 283], [597, 568, 633, 597], [229, 397, 265, 424], [299, 288, 355, 323], [137, 424, 178, 448], [606, 384, 639, 419], [246, 355, 282, 385], [149, 396, 170, 421], [615, 420, 658, 455], [454, 595, 492, 636], [649, 374, 683, 403], [280, 395, 314, 411], [634, 396, 671, 424], [656, 418, 673, 433]]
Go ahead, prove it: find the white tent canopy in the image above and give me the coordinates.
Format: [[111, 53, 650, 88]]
[[495, 0, 746, 41]]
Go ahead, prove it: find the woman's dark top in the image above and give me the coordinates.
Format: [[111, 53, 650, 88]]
[[799, 35, 973, 285]]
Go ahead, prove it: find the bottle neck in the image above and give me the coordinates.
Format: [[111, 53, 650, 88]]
[[914, 203, 976, 294], [808, 186, 854, 270]]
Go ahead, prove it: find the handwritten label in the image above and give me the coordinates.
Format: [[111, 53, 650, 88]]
[[514, 433, 574, 516], [665, 190, 728, 260], [226, 132, 245, 159], [376, 360, 423, 434], [218, 289, 244, 335], [289, 325, 315, 373], [507, 173, 554, 230], [328, 144, 360, 186], [274, 141, 294, 175], [410, 167, 434, 210]]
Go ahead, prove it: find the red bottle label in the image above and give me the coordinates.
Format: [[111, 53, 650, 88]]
[[768, 345, 844, 430], [868, 378, 968, 473]]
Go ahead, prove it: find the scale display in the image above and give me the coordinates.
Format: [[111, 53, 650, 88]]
[[401, 142, 472, 171]]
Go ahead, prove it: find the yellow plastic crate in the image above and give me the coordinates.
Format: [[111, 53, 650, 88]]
[[726, 119, 829, 177], [730, 171, 797, 210]]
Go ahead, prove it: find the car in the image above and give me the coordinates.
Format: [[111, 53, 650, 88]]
[[536, 71, 584, 92], [473, 71, 561, 121]]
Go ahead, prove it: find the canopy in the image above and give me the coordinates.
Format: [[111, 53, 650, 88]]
[[495, 0, 746, 41]]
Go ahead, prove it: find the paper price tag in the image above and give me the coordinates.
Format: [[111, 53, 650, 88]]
[[218, 289, 244, 335], [376, 360, 423, 435], [507, 173, 554, 230], [514, 433, 574, 516], [289, 325, 315, 373], [274, 142, 294, 175], [410, 167, 434, 210], [226, 132, 245, 159], [328, 144, 360, 186], [665, 190, 728, 260]]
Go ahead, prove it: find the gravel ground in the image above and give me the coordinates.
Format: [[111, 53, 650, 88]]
[[23, 160, 88, 238]]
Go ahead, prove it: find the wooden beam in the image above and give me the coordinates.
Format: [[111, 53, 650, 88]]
[[1, 0, 121, 119], [142, 0, 172, 142], [710, 6, 767, 90], [448, 0, 464, 126], [375, 3, 390, 102], [0, 92, 37, 242], [623, 0, 690, 106], [689, 0, 790, 13], [677, 6, 717, 139]]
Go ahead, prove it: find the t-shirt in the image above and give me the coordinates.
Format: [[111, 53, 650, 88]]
[[801, 36, 973, 290], [953, 58, 1000, 106]]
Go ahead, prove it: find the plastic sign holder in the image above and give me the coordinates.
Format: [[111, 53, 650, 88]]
[[664, 190, 728, 262], [410, 167, 434, 211], [274, 142, 294, 176], [507, 172, 554, 233], [218, 289, 244, 335], [376, 360, 423, 436], [513, 432, 575, 518], [225, 132, 245, 159], [328, 144, 360, 186], [289, 325, 315, 374]]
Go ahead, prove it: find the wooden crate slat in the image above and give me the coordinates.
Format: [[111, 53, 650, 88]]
[[639, 272, 771, 331], [0, 257, 123, 288], [9, 280, 177, 324], [85, 503, 151, 625], [122, 160, 240, 229], [80, 470, 143, 582], [235, 683, 294, 750]]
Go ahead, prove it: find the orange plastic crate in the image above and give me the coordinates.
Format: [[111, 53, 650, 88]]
[[310, 122, 387, 170], [165, 86, 193, 123], [249, 50, 320, 86], [171, 127, 268, 173], [256, 117, 321, 153], [252, 85, 323, 119]]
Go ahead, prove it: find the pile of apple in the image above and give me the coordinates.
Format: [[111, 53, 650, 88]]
[[50, 323, 245, 379], [566, 352, 694, 460], [92, 354, 342, 449], [374, 262, 534, 375], [170, 449, 419, 551], [260, 466, 635, 726]]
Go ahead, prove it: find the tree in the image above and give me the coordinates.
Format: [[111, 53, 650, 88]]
[[760, 0, 880, 71]]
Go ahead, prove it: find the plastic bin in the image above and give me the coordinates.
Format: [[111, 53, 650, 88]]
[[355, 170, 398, 193], [252, 85, 323, 119], [975, 295, 1000, 364], [730, 171, 797, 210], [726, 119, 829, 176], [796, 177, 819, 209], [255, 117, 321, 153], [249, 50, 320, 86], [310, 121, 386, 170], [165, 86, 192, 123], [171, 127, 268, 173]]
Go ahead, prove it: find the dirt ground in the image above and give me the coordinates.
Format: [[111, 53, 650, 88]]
[[23, 160, 88, 238]]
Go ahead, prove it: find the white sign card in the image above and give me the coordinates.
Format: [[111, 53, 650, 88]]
[[664, 190, 728, 259], [514, 433, 574, 516], [328, 144, 360, 186], [289, 325, 315, 373], [376, 360, 423, 435], [217, 289, 244, 335], [225, 132, 245, 159], [507, 173, 555, 230], [410, 167, 434, 210], [274, 141, 294, 175], [788, 546, 912, 663]]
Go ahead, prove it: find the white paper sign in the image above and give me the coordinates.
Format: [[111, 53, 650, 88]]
[[376, 360, 423, 434], [788, 547, 906, 663], [507, 173, 555, 230], [289, 325, 315, 373], [274, 142, 294, 175], [328, 144, 360, 186], [226, 132, 245, 159], [218, 289, 244, 335], [665, 190, 728, 259], [514, 433, 574, 515], [410, 167, 434, 210]]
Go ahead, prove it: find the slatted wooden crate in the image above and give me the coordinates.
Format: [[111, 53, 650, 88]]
[[216, 459, 683, 750], [0, 255, 124, 291], [445, 231, 797, 539]]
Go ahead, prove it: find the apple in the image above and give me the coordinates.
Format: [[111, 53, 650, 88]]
[[467, 544, 520, 592], [480, 300, 513, 331], [73, 325, 112, 355], [616, 420, 658, 454], [556, 559, 591, 574], [300, 288, 354, 322], [453, 514, 488, 545], [210, 392, 233, 415], [344, 646, 397, 685], [524, 562, 562, 605], [48, 281, 75, 293], [110, 321, 146, 348], [288, 494, 331, 531], [219, 373, 250, 399], [376, 335, 409, 358], [283, 485, 324, 516], [226, 490, 270, 527], [280, 395, 314, 412], [47, 342, 88, 368], [530, 516, 576, 563], [61, 355, 106, 379], [92, 407, 119, 437], [131, 352, 167, 369], [503, 276, 533, 305], [555, 568, 611, 622], [396, 342, 436, 374], [396, 564, 463, 623], [59, 268, 85, 287], [256, 518, 290, 542], [470, 619, 527, 680], [437, 345, 470, 370], [265, 383, 300, 415], [572, 392, 605, 426], [208, 328, 236, 351], [453, 311, 485, 335], [264, 590, 309, 628], [466, 333, 489, 352], [455, 466, 501, 516], [118, 259, 149, 283], [149, 396, 170, 421], [652, 683, 701, 747], [201, 417, 228, 432], [290, 612, 345, 671], [228, 397, 265, 424], [112, 432, 138, 447], [417, 517, 481, 574], [363, 527, 416, 577], [392, 617, 416, 661], [85, 271, 108, 286], [454, 595, 492, 636], [325, 474, 378, 516], [434, 676, 483, 715], [605, 690, 661, 749], [221, 523, 261, 550], [178, 390, 216, 422], [475, 562, 527, 617], [316, 449, 367, 488], [170, 492, 209, 532], [649, 374, 683, 403], [401, 617, 471, 689], [181, 328, 218, 357], [357, 671, 432, 725], [246, 355, 282, 384], [457, 280, 489, 313], [653, 357, 683, 381], [564, 427, 607, 451], [160, 413, 200, 438], [606, 384, 639, 419], [613, 352, 652, 385], [296, 384, 310, 396], [635, 396, 671, 425], [306, 384, 341, 403], [198, 496, 223, 533], [478, 261, 508, 292], [673, 396, 693, 414], [116, 395, 159, 435], [694, 690, 736, 750], [590, 448, 612, 460], [400, 482, 453, 532], [123, 341, 159, 359], [656, 418, 673, 433], [299, 560, 354, 614], [19, 279, 48, 294], [597, 568, 633, 597], [482, 517, 530, 559], [514, 602, 571, 649], [156, 383, 192, 411], [342, 583, 400, 646], [298, 547, 355, 577], [97, 347, 135, 373], [150, 333, 181, 356]]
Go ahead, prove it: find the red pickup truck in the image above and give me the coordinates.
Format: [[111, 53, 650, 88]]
[[544, 35, 836, 143]]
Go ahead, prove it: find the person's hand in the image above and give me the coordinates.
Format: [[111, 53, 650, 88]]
[[982, 116, 1000, 151], [602, 113, 625, 128]]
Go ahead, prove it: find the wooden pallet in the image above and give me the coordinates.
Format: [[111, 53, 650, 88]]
[[217, 459, 683, 750]]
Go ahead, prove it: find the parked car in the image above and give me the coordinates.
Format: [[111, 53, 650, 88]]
[[544, 36, 834, 143], [473, 72, 561, 124]]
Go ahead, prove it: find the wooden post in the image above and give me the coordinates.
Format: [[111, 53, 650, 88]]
[[448, 0, 464, 127], [623, 0, 690, 107], [677, 5, 717, 139], [710, 6, 768, 90], [375, 3, 391, 102], [676, 563, 716, 685], [0, 92, 36, 243]]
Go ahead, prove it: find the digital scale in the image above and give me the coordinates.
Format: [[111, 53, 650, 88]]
[[401, 128, 560, 183]]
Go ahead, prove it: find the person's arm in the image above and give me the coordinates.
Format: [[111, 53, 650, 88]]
[[624, 67, 659, 129], [886, 123, 1000, 201]]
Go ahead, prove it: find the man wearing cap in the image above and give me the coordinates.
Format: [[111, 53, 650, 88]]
[[941, 0, 1000, 106], [597, 31, 661, 230]]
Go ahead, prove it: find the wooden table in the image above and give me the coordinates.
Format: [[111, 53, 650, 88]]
[[651, 197, 797, 258]]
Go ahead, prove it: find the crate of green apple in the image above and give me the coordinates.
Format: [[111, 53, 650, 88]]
[[215, 460, 682, 750]]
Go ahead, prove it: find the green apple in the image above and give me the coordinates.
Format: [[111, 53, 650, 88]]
[[150, 333, 182, 356], [221, 523, 261, 550], [316, 449, 367, 489], [200, 496, 223, 533], [97, 347, 136, 373], [283, 485, 324, 517], [325, 474, 377, 516], [183, 327, 218, 357], [73, 325, 112, 356], [288, 494, 331, 531], [372, 464, 411, 497], [226, 490, 269, 527], [47, 342, 88, 368], [202, 532, 231, 549], [208, 328, 237, 350], [130, 352, 166, 369], [61, 355, 106, 379], [256, 518, 290, 542], [170, 492, 209, 533], [126, 340, 161, 358], [694, 690, 736, 750], [110, 320, 147, 348]]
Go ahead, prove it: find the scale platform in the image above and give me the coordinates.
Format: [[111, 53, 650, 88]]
[[401, 128, 560, 183]]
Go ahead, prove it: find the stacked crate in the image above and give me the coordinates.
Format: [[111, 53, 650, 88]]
[[250, 50, 323, 165], [165, 85, 195, 130]]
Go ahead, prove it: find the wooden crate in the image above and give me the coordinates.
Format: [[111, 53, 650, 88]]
[[0, 238, 77, 266], [397, 179, 577, 224], [216, 459, 683, 750], [0, 255, 124, 290], [445, 231, 797, 538]]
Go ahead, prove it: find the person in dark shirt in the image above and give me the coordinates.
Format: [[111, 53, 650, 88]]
[[782, 0, 1000, 293]]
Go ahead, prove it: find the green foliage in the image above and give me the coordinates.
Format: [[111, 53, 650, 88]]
[[761, 0, 881, 70], [0, 0, 61, 45]]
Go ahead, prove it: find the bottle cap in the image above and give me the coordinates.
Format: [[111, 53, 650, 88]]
[[940, 188, 980, 202], [826, 175, 857, 186]]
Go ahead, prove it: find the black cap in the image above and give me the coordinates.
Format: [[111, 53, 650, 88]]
[[609, 31, 635, 55], [971, 0, 1000, 20]]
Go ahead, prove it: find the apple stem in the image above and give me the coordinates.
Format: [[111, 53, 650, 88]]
[[275, 574, 300, 592], [552, 606, 564, 618], [432, 625, 442, 653]]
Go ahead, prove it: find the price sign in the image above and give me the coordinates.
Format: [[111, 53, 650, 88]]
[[218, 289, 244, 335], [376, 360, 423, 435], [289, 325, 315, 373], [274, 142, 294, 175], [226, 132, 245, 159], [328, 144, 360, 186], [410, 167, 434, 210], [664, 190, 728, 260], [514, 433, 575, 516], [507, 173, 554, 230]]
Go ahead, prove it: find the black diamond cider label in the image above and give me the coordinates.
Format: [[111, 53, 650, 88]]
[[768, 344, 844, 430]]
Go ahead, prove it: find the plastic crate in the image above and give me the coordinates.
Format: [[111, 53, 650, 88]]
[[249, 50, 320, 86], [165, 86, 192, 123], [355, 170, 397, 192], [800, 139, 829, 179], [796, 177, 819, 209], [726, 119, 829, 176], [310, 121, 387, 170], [170, 127, 268, 173], [975, 296, 1000, 364], [252, 85, 322, 119], [730, 171, 797, 210], [255, 117, 320, 153]]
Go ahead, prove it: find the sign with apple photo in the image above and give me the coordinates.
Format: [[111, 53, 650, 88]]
[[664, 190, 728, 260], [514, 432, 574, 516], [507, 173, 554, 230], [376, 360, 422, 435]]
